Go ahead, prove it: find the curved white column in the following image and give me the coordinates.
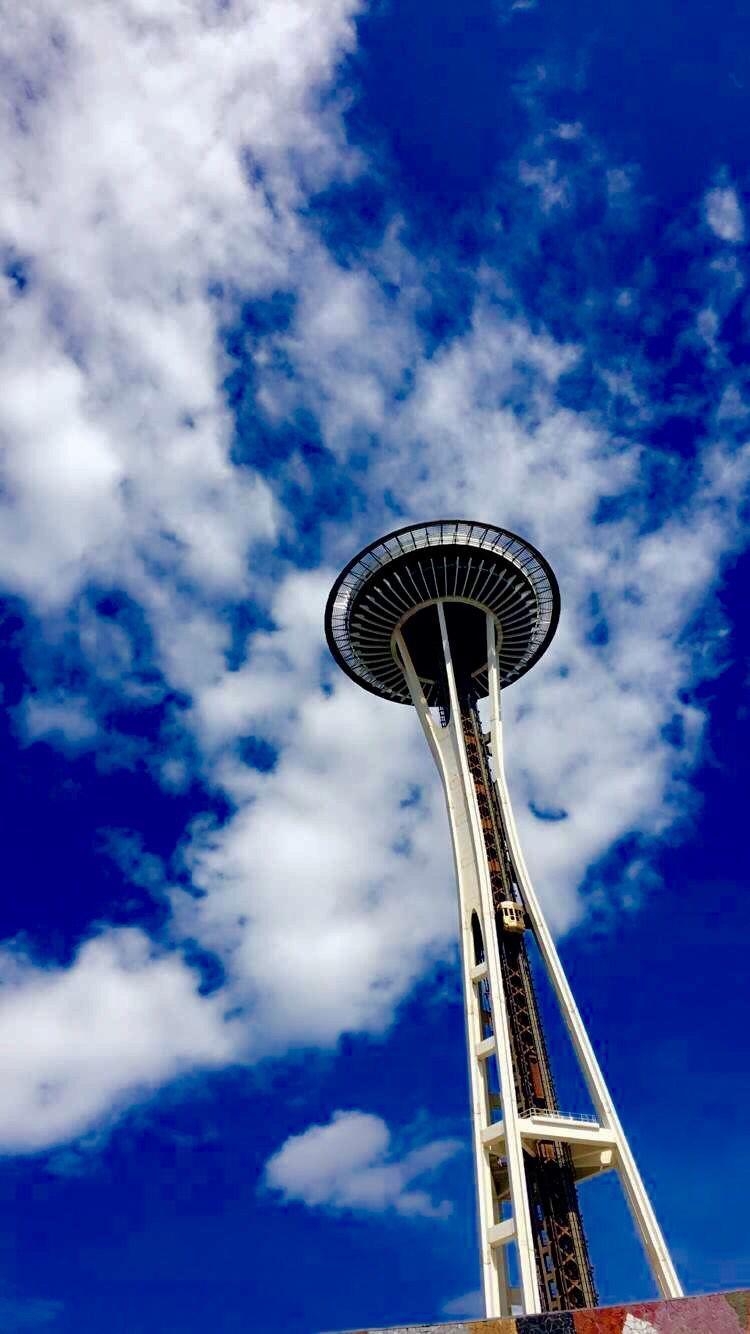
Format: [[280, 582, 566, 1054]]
[[392, 606, 682, 1314], [486, 615, 683, 1301], [394, 615, 539, 1317], [394, 629, 510, 1315]]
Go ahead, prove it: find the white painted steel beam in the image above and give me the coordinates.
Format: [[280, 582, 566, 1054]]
[[389, 602, 682, 1319], [393, 626, 513, 1319], [437, 600, 539, 1316], [485, 613, 683, 1303]]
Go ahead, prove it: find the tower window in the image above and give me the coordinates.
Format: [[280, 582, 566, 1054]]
[[471, 912, 485, 964]]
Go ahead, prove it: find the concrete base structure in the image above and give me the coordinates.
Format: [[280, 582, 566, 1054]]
[[342, 1290, 750, 1334]]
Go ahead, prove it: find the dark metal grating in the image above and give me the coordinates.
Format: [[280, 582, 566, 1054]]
[[324, 519, 561, 703]]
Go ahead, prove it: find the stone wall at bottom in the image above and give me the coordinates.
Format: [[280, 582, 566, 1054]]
[[341, 1290, 750, 1334]]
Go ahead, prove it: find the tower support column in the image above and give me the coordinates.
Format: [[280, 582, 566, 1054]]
[[396, 606, 683, 1317], [395, 612, 540, 1317], [485, 616, 682, 1301]]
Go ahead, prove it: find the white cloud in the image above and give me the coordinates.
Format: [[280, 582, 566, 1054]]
[[0, 0, 748, 1163], [263, 1110, 462, 1218], [0, 0, 361, 613], [183, 606, 456, 1049], [518, 157, 571, 210], [441, 1289, 484, 1318], [0, 930, 238, 1153], [192, 567, 335, 751], [20, 694, 97, 751], [496, 0, 538, 14], [705, 185, 745, 243], [0, 0, 386, 1150], [555, 121, 583, 141]]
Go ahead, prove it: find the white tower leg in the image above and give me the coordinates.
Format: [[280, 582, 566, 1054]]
[[392, 605, 682, 1317], [485, 614, 682, 1302], [394, 615, 539, 1318]]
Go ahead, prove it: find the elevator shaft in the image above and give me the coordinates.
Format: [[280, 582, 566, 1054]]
[[462, 703, 598, 1312]]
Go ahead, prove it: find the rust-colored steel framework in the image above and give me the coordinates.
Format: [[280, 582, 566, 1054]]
[[325, 519, 682, 1318], [461, 700, 596, 1312]]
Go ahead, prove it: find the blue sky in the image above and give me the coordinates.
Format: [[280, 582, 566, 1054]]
[[0, 1, 749, 1330]]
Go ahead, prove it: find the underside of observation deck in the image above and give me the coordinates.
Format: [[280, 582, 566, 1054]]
[[325, 520, 560, 704]]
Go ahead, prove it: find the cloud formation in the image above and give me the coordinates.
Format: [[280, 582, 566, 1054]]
[[0, 0, 748, 1160], [705, 185, 745, 242], [441, 1289, 484, 1318], [263, 1110, 462, 1218], [0, 0, 360, 619], [182, 569, 454, 1052], [0, 931, 236, 1152]]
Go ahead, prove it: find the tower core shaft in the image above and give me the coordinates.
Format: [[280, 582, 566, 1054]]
[[325, 521, 682, 1318], [459, 699, 592, 1312], [460, 701, 597, 1312]]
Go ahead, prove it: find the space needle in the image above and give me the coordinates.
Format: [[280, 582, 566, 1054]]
[[325, 519, 681, 1319]]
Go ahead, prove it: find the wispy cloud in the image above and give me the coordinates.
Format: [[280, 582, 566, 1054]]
[[263, 1111, 462, 1219], [0, 930, 237, 1152], [19, 694, 97, 752], [441, 1288, 484, 1318], [705, 184, 745, 242], [0, 0, 748, 1161]]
